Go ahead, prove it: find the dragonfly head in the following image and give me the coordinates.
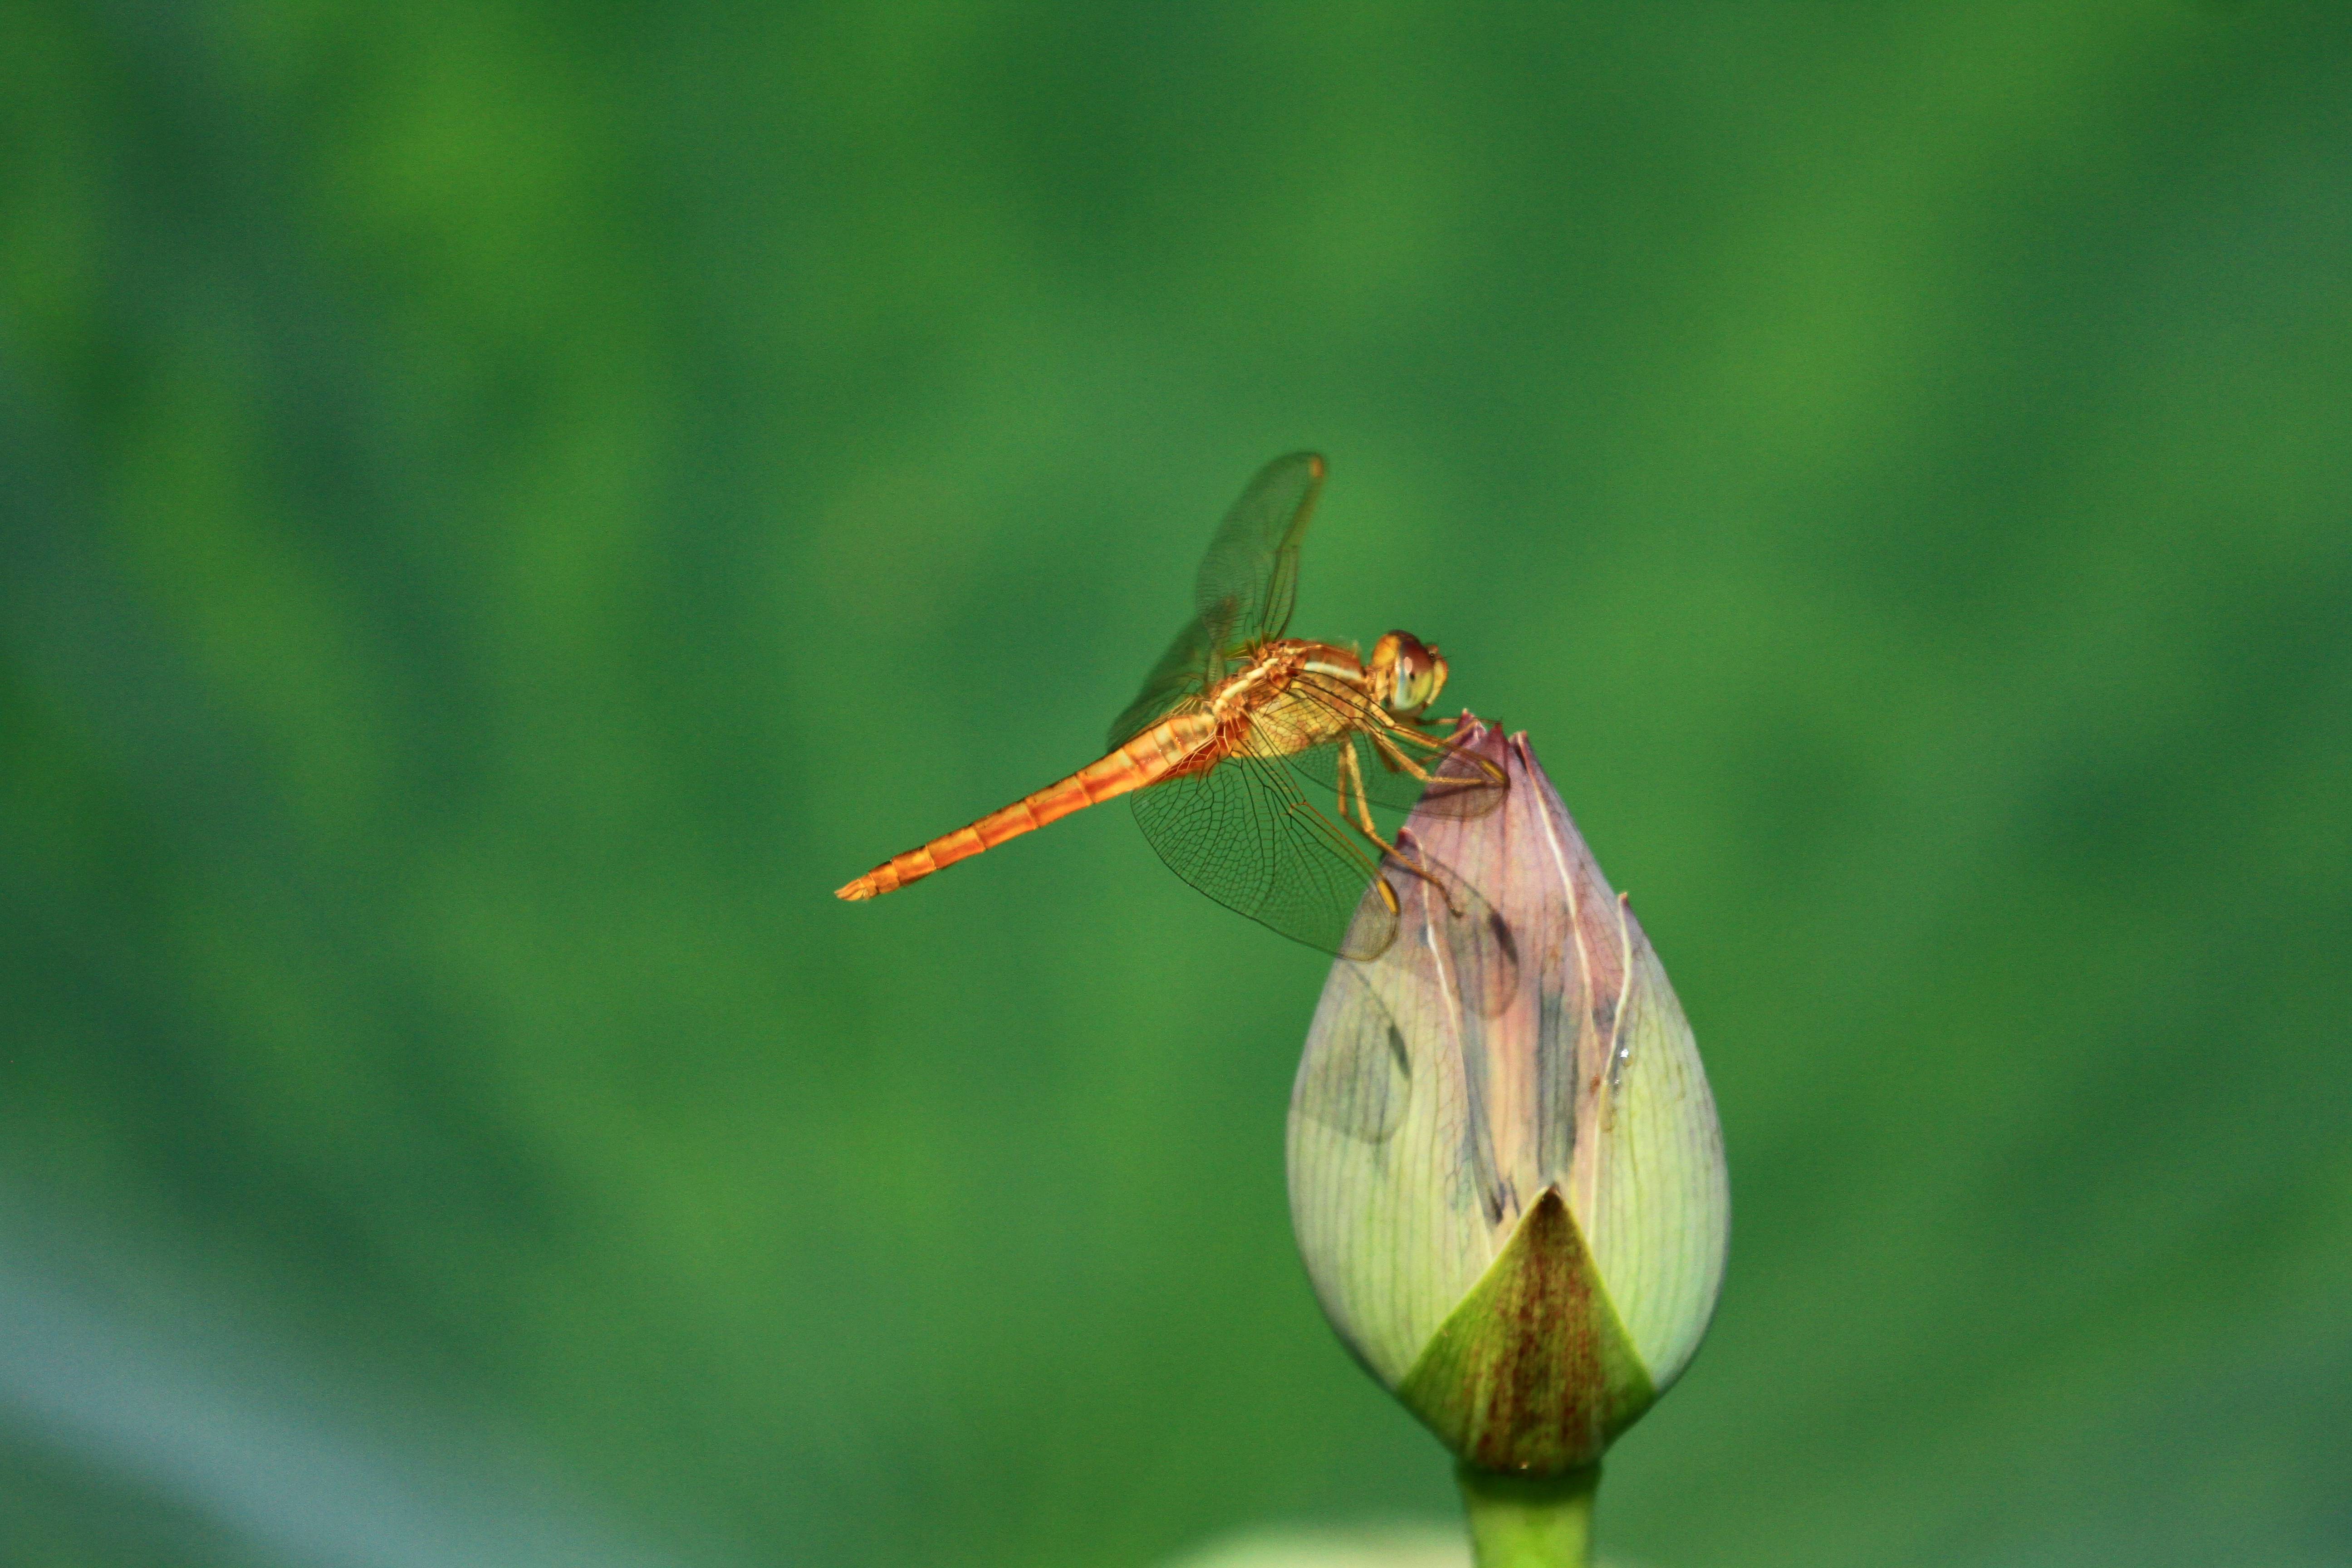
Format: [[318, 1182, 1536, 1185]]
[[1370, 631, 1449, 718]]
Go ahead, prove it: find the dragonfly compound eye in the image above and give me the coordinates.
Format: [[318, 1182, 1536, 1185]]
[[1380, 632, 1449, 715]]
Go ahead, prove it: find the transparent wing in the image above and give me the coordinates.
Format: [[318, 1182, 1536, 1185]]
[[1194, 452, 1326, 650], [1132, 734, 1520, 1015], [1130, 738, 1396, 960], [1279, 674, 1509, 819], [1107, 613, 1215, 750], [1294, 963, 1412, 1144], [1106, 453, 1323, 750]]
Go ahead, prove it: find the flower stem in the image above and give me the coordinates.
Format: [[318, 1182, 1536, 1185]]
[[1456, 1462, 1600, 1568]]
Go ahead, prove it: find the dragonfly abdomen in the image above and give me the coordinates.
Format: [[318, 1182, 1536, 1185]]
[[834, 711, 1217, 901]]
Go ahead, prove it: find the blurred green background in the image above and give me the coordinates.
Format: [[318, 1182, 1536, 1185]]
[[4, 4, 2349, 1566]]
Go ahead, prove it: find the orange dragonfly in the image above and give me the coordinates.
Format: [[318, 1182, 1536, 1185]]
[[836, 452, 1512, 974]]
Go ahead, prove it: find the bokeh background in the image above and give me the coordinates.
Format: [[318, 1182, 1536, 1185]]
[[4, 5, 2349, 1566]]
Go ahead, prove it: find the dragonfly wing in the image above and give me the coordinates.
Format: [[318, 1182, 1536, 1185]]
[[1294, 963, 1412, 1144], [1130, 740, 1397, 961], [1108, 613, 1216, 750], [1112, 454, 1326, 753], [1195, 452, 1326, 649], [1133, 734, 1521, 1018]]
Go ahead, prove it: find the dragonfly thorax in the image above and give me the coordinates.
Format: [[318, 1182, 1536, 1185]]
[[1198, 641, 1360, 759], [1209, 641, 1323, 721]]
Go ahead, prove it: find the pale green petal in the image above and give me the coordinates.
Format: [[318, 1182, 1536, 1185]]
[[1575, 904, 1729, 1394], [1289, 961, 1496, 1386]]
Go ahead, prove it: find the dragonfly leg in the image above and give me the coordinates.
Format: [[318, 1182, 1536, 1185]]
[[1367, 712, 1507, 793], [1338, 737, 1404, 847], [1367, 725, 1430, 779], [1337, 742, 1464, 911], [1337, 740, 1379, 839]]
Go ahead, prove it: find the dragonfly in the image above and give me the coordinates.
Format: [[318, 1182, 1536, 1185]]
[[835, 452, 1514, 982]]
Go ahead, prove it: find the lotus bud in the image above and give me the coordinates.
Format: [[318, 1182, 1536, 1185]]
[[1287, 719, 1728, 1486]]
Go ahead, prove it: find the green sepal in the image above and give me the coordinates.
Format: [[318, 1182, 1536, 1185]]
[[1396, 1187, 1655, 1474]]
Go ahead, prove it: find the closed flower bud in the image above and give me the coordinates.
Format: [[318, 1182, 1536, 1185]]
[[1288, 720, 1728, 1476]]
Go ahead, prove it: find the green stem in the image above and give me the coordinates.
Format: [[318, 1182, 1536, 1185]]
[[1456, 1462, 1600, 1568]]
